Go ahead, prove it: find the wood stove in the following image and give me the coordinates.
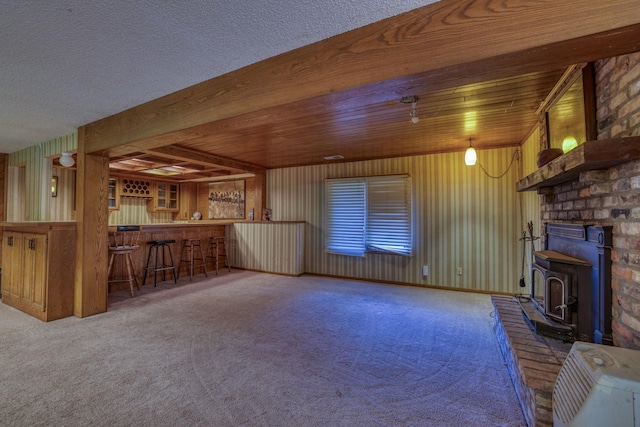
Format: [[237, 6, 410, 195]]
[[521, 223, 612, 344], [531, 250, 591, 338]]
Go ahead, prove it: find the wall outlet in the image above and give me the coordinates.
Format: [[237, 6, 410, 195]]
[[456, 267, 463, 276], [422, 265, 429, 276]]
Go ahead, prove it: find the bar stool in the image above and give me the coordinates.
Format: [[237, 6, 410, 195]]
[[143, 239, 177, 287], [206, 236, 231, 275], [108, 226, 142, 297], [178, 238, 207, 281]]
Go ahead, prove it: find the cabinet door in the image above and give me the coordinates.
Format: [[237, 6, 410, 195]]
[[108, 177, 120, 210], [178, 182, 197, 220], [22, 233, 47, 312], [156, 182, 167, 209], [2, 232, 23, 299], [154, 182, 179, 211], [167, 183, 178, 210], [22, 234, 47, 312]]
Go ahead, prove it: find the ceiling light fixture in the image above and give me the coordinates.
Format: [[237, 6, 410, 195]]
[[464, 140, 477, 166], [59, 152, 75, 167], [400, 96, 419, 124]]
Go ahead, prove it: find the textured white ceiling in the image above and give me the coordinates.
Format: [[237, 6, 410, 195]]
[[0, 0, 439, 154]]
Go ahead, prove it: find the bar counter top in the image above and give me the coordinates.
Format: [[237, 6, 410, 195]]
[[109, 221, 232, 231], [107, 220, 305, 230], [0, 221, 76, 232]]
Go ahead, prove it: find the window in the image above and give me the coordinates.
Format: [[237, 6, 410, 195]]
[[324, 174, 412, 257]]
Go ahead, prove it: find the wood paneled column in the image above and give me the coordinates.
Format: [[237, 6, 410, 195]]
[[74, 127, 110, 317], [254, 173, 266, 220]]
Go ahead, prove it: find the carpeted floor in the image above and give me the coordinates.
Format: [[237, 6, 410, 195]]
[[0, 271, 526, 426]]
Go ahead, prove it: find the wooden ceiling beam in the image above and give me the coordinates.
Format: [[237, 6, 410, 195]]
[[143, 145, 266, 175], [82, 0, 640, 156]]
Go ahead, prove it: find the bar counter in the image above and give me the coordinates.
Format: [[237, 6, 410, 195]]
[[109, 220, 306, 291], [108, 222, 228, 290]]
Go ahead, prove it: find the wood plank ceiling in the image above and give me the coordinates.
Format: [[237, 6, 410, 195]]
[[90, 0, 640, 181], [108, 69, 565, 180]]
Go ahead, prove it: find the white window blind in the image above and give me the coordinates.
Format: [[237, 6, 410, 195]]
[[324, 178, 366, 257], [366, 175, 412, 255], [324, 175, 412, 257]]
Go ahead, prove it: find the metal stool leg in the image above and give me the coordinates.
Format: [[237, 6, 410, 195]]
[[142, 244, 153, 285], [143, 240, 177, 287], [166, 243, 177, 283]]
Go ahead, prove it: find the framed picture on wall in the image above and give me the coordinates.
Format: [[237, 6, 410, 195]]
[[51, 176, 58, 197], [208, 180, 245, 219]]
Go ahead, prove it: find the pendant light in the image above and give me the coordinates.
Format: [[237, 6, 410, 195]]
[[464, 140, 477, 166], [400, 96, 419, 124]]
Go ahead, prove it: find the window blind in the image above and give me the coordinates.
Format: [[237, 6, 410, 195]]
[[324, 178, 366, 257], [324, 175, 412, 257], [366, 175, 412, 256]]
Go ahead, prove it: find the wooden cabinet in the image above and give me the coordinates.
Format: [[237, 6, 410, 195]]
[[152, 181, 179, 212], [108, 177, 120, 210], [3, 232, 47, 312], [1, 223, 75, 321], [178, 182, 197, 220]]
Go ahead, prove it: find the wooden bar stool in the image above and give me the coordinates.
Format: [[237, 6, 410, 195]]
[[178, 238, 207, 281], [107, 226, 142, 297], [206, 236, 231, 275], [143, 239, 177, 287]]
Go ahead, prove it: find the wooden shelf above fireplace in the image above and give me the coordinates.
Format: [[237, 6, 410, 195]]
[[517, 136, 640, 192]]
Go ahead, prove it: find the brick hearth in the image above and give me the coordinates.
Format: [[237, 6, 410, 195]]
[[492, 295, 572, 427]]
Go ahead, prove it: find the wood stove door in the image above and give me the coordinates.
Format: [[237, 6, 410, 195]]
[[544, 271, 572, 323], [530, 264, 547, 313]]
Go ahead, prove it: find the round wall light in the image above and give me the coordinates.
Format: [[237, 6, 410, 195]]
[[59, 152, 75, 167]]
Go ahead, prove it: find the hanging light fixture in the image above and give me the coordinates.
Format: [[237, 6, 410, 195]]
[[400, 96, 419, 124], [59, 151, 75, 167], [464, 140, 477, 166]]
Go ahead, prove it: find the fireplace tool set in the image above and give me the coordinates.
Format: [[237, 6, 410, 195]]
[[518, 221, 539, 289]]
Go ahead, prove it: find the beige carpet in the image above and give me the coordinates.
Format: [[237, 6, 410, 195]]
[[0, 271, 525, 426]]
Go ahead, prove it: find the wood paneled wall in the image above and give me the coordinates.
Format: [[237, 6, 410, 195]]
[[267, 147, 527, 294], [7, 131, 77, 221]]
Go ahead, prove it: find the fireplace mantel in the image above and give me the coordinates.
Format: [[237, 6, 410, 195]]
[[516, 136, 640, 192]]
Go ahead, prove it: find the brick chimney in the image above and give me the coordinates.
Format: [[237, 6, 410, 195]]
[[540, 51, 640, 349]]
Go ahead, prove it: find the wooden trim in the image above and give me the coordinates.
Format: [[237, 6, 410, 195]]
[[582, 62, 598, 142], [535, 64, 586, 116], [516, 137, 640, 191]]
